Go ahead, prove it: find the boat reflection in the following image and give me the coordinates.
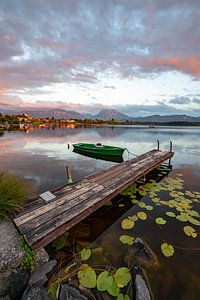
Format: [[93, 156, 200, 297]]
[[73, 148, 124, 163]]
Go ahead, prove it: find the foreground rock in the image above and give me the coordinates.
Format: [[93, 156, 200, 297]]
[[131, 238, 157, 267], [60, 285, 88, 300], [132, 266, 152, 300], [0, 219, 24, 270]]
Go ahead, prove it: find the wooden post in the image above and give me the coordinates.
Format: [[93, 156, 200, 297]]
[[66, 166, 73, 184], [157, 140, 160, 151]]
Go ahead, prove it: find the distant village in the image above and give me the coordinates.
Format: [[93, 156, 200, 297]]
[[0, 112, 77, 131]]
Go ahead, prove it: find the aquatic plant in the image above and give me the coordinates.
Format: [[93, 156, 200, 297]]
[[20, 236, 36, 272], [0, 172, 28, 218]]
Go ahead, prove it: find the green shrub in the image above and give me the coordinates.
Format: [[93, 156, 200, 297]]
[[0, 172, 28, 219]]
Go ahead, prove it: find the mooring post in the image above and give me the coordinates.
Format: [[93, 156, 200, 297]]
[[66, 165, 73, 184], [157, 140, 160, 151], [169, 141, 173, 152], [168, 141, 173, 166]]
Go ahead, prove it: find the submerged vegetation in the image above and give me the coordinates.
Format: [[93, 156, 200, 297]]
[[48, 167, 200, 299], [0, 172, 28, 218]]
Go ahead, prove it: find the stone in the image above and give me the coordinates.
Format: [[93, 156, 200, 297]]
[[0, 296, 11, 300], [21, 286, 49, 300], [133, 267, 152, 300], [0, 219, 24, 270], [7, 270, 28, 300], [0, 270, 28, 299], [35, 248, 49, 267], [28, 260, 57, 287], [59, 285, 88, 300], [132, 238, 157, 267], [0, 272, 10, 297]]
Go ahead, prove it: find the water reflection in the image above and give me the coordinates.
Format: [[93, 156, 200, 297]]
[[0, 125, 200, 194]]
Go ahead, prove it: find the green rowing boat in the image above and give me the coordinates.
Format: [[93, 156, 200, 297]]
[[73, 143, 126, 159]]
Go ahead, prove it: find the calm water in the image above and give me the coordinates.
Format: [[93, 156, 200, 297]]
[[1, 125, 200, 299]]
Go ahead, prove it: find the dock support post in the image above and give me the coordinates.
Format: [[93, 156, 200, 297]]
[[66, 166, 73, 184], [168, 141, 173, 166], [157, 140, 160, 151]]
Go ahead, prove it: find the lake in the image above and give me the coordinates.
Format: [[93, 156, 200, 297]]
[[0, 125, 200, 299]]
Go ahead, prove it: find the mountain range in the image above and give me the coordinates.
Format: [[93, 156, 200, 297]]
[[1, 108, 200, 122]]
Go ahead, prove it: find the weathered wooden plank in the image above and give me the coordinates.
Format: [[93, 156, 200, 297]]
[[14, 181, 100, 226], [18, 152, 162, 234], [24, 151, 173, 247]]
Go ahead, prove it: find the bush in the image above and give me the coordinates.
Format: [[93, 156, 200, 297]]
[[0, 172, 28, 219]]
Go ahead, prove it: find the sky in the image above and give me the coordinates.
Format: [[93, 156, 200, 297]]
[[0, 0, 200, 117]]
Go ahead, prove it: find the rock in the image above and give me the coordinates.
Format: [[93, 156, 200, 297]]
[[132, 267, 152, 300], [7, 270, 29, 300], [132, 238, 157, 267], [0, 296, 11, 300], [35, 248, 49, 267], [0, 219, 24, 270], [28, 260, 57, 287], [0, 270, 28, 299], [59, 285, 88, 300], [21, 286, 49, 300], [0, 272, 10, 297]]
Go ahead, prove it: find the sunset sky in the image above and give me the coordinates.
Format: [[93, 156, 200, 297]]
[[0, 0, 200, 116]]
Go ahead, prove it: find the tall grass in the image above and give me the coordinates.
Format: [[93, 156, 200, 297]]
[[0, 172, 29, 219]]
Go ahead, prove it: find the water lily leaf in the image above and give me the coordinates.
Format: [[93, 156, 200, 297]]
[[119, 235, 135, 245], [107, 281, 120, 296], [176, 214, 188, 222], [114, 267, 131, 288], [117, 295, 130, 300], [139, 190, 146, 196], [121, 218, 134, 230], [183, 226, 197, 238], [137, 211, 147, 220], [188, 217, 200, 226], [105, 200, 112, 206], [145, 205, 153, 210], [97, 271, 113, 291], [81, 248, 91, 261], [161, 243, 174, 257], [132, 199, 139, 204], [78, 264, 97, 288], [166, 212, 176, 217], [138, 201, 146, 208], [189, 210, 200, 218], [128, 215, 138, 222], [156, 217, 166, 225]]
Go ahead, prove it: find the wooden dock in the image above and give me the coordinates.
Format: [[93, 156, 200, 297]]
[[14, 149, 174, 249]]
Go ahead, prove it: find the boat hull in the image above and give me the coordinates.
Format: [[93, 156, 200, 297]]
[[73, 143, 125, 162]]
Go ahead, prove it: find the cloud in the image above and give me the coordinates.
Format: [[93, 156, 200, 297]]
[[168, 97, 191, 105], [0, 0, 200, 110]]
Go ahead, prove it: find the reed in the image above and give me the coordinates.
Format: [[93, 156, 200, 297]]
[[0, 172, 28, 219]]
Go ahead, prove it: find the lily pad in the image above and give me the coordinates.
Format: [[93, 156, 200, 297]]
[[121, 218, 134, 230], [107, 281, 120, 297], [114, 267, 131, 288], [119, 235, 135, 245], [161, 243, 174, 257], [97, 271, 113, 291], [117, 294, 130, 300], [81, 248, 91, 261], [137, 211, 147, 220], [156, 217, 167, 225], [183, 226, 197, 238], [166, 212, 176, 217], [78, 264, 97, 288]]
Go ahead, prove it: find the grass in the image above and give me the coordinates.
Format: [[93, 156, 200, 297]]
[[0, 172, 29, 219]]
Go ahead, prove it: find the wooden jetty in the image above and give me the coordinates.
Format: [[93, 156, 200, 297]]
[[14, 149, 174, 249]]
